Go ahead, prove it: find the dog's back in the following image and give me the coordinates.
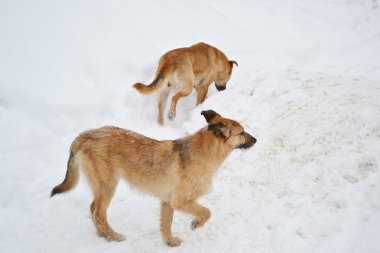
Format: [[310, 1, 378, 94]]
[[52, 126, 180, 199]]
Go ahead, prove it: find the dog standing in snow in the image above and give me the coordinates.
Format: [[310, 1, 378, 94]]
[[133, 43, 238, 125], [50, 110, 256, 247]]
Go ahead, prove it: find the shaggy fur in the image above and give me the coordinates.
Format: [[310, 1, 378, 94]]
[[51, 110, 256, 247]]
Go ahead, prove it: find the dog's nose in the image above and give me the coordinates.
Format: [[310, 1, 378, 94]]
[[215, 84, 226, 91], [245, 135, 256, 149]]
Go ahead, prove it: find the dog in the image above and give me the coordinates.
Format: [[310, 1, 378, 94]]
[[133, 43, 238, 125], [50, 110, 256, 247]]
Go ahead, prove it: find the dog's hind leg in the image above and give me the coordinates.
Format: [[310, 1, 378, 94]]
[[168, 86, 192, 120], [160, 201, 182, 247], [157, 88, 170, 125], [90, 180, 124, 241], [86, 160, 124, 242], [168, 71, 193, 120]]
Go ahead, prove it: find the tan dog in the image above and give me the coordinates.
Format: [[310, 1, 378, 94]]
[[50, 110, 256, 247], [133, 43, 238, 125]]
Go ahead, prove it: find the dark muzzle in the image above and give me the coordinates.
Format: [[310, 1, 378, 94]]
[[237, 132, 257, 149], [215, 84, 226, 91]]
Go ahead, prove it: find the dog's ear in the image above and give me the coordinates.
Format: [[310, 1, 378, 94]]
[[208, 122, 231, 138], [229, 60, 238, 68], [201, 110, 220, 123]]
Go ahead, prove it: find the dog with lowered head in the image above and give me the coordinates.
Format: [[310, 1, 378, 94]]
[[50, 110, 256, 247], [133, 42, 238, 125]]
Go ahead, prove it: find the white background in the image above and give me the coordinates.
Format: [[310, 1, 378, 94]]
[[1, 0, 379, 252]]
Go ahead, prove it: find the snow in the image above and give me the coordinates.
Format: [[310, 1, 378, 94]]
[[1, 0, 380, 252]]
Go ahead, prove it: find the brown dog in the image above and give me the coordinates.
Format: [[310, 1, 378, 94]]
[[133, 43, 238, 125], [50, 110, 256, 247]]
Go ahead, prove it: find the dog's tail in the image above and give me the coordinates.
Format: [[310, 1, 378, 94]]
[[50, 148, 79, 197], [133, 64, 173, 95]]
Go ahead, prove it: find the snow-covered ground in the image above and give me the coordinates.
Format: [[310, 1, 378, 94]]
[[1, 0, 380, 252]]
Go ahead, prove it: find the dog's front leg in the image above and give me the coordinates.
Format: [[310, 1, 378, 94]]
[[160, 201, 182, 247], [195, 86, 209, 106], [171, 199, 211, 230]]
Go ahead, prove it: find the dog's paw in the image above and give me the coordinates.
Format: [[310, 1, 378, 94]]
[[157, 117, 164, 126], [166, 236, 182, 247], [104, 232, 126, 242], [168, 111, 176, 120], [115, 233, 126, 242], [191, 219, 200, 230], [191, 210, 211, 230]]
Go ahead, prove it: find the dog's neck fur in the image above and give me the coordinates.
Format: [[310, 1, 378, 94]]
[[172, 128, 233, 175]]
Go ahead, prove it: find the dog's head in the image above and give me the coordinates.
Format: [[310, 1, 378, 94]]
[[201, 110, 256, 149], [215, 60, 238, 91]]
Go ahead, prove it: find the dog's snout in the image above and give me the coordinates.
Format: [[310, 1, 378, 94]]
[[237, 132, 256, 149]]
